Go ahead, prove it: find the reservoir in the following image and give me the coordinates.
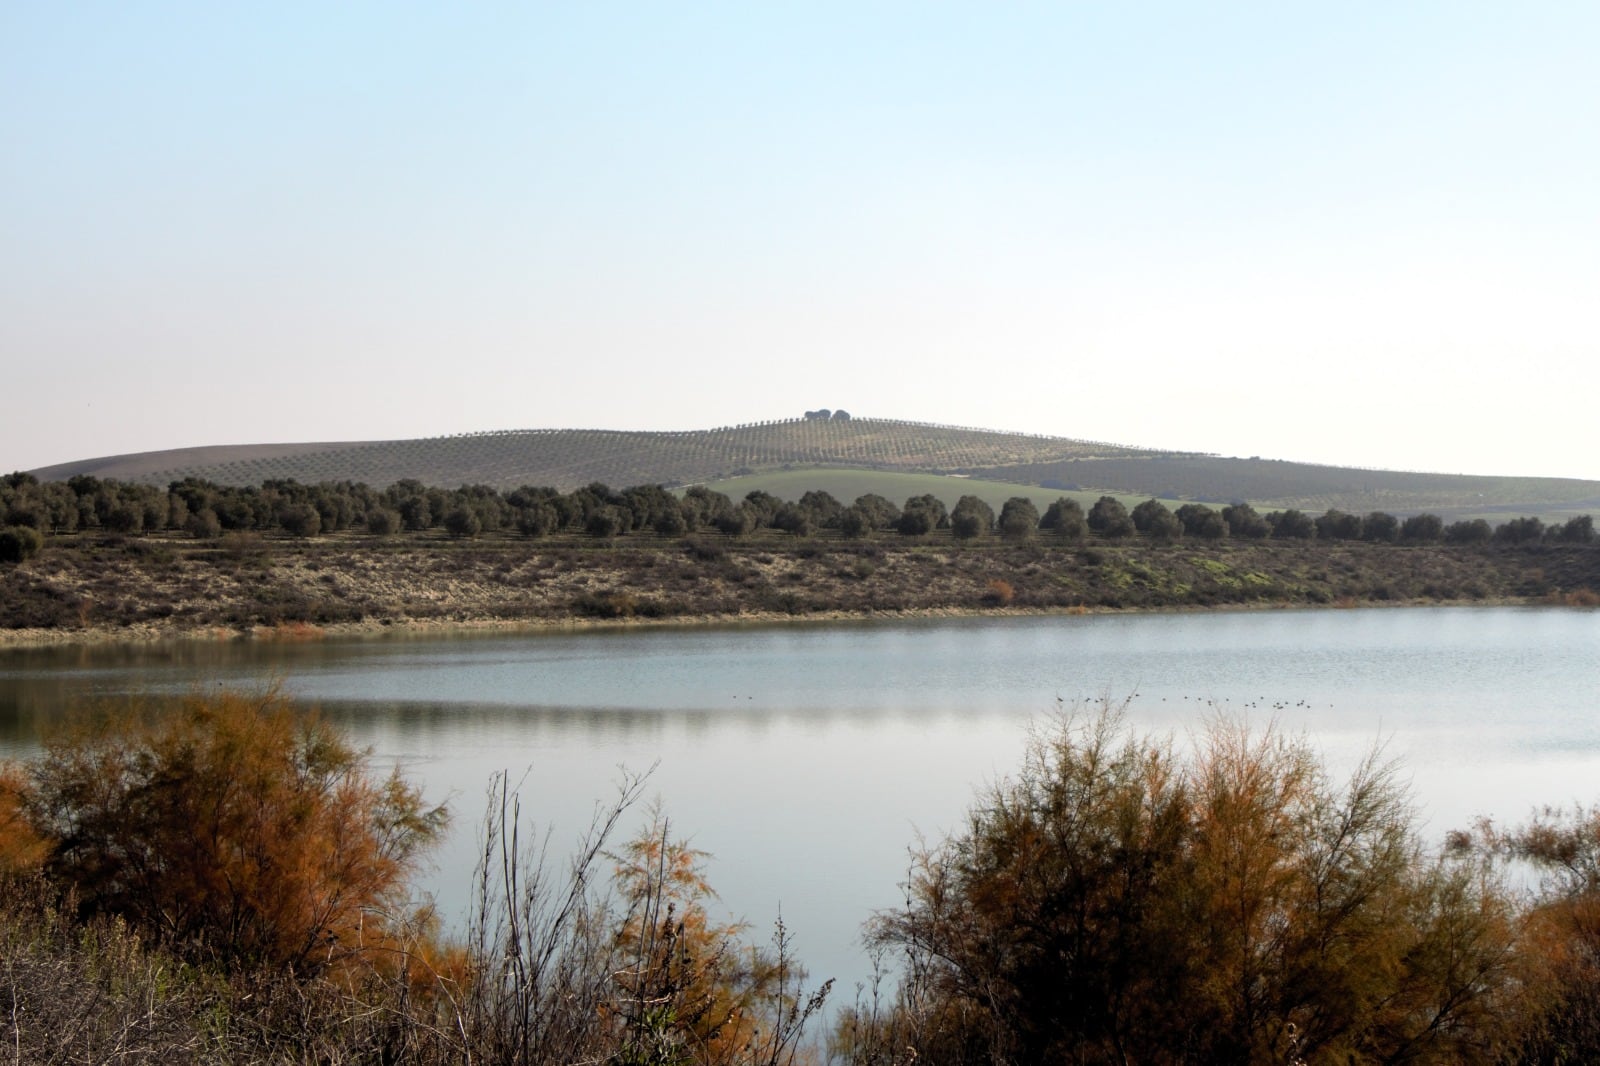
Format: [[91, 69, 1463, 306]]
[[1, 605, 1596, 997]]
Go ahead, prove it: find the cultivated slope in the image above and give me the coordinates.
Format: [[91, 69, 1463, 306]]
[[25, 417, 1600, 518], [29, 418, 1157, 491]]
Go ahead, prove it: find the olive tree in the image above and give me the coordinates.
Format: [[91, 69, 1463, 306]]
[[1445, 518, 1492, 545], [1316, 509, 1364, 541], [1040, 498, 1088, 542], [1269, 509, 1316, 540], [1087, 496, 1134, 539], [949, 495, 994, 541], [1401, 512, 1444, 544], [1176, 503, 1227, 540], [998, 497, 1040, 540], [1131, 499, 1182, 542], [898, 495, 947, 536], [1364, 511, 1401, 543], [1223, 502, 1270, 539]]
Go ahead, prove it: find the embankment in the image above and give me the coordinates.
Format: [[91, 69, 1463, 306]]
[[2, 532, 1596, 648]]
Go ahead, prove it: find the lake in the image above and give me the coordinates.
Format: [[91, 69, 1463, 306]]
[[1, 605, 1596, 999]]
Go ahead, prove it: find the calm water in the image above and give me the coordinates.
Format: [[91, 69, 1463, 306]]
[[2, 606, 1596, 996]]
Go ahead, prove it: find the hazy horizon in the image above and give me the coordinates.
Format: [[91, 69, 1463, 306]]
[[5, 5, 1597, 480]]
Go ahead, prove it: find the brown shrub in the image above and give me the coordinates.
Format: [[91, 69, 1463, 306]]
[[982, 578, 1015, 606], [12, 688, 447, 975]]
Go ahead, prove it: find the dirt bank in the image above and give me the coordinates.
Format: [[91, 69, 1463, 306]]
[[2, 532, 1595, 650]]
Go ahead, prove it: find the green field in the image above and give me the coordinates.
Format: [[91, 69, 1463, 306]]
[[698, 468, 1170, 514]]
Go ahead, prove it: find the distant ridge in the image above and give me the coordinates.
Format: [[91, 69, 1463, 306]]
[[26, 417, 1600, 518], [28, 418, 1160, 492]]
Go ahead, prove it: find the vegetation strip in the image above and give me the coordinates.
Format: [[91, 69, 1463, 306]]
[[2, 470, 1595, 645], [8, 692, 1600, 1061]]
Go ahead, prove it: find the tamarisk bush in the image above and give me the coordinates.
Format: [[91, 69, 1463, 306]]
[[843, 709, 1524, 1065], [3, 688, 447, 975]]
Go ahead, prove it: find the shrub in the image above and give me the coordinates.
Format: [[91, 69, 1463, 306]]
[[683, 536, 728, 562], [445, 504, 483, 539], [858, 709, 1521, 1064], [186, 507, 223, 539], [0, 766, 48, 873], [0, 524, 43, 563], [982, 578, 1015, 606], [364, 507, 401, 535], [9, 688, 447, 975], [465, 772, 828, 1066], [279, 502, 322, 538]]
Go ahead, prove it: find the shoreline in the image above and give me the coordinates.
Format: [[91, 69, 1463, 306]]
[[0, 594, 1544, 653]]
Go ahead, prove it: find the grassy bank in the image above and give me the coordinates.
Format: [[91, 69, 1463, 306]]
[[2, 530, 1596, 648]]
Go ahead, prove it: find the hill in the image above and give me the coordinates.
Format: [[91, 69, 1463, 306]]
[[25, 416, 1600, 520], [28, 418, 1160, 491]]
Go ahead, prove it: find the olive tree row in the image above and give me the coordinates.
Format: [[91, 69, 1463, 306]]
[[2, 471, 1592, 549]]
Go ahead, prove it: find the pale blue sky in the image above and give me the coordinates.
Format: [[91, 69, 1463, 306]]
[[4, 4, 1597, 479]]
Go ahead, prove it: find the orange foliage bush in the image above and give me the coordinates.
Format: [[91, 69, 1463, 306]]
[[0, 765, 49, 874], [982, 579, 1015, 606], [610, 818, 770, 1059], [11, 688, 447, 975]]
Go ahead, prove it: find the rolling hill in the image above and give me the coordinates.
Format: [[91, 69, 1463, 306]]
[[26, 416, 1600, 520], [28, 418, 1160, 492]]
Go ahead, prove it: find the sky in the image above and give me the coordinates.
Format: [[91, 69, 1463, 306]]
[[3, 3, 1597, 480]]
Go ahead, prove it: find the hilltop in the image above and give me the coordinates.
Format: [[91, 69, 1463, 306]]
[[25, 415, 1600, 520]]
